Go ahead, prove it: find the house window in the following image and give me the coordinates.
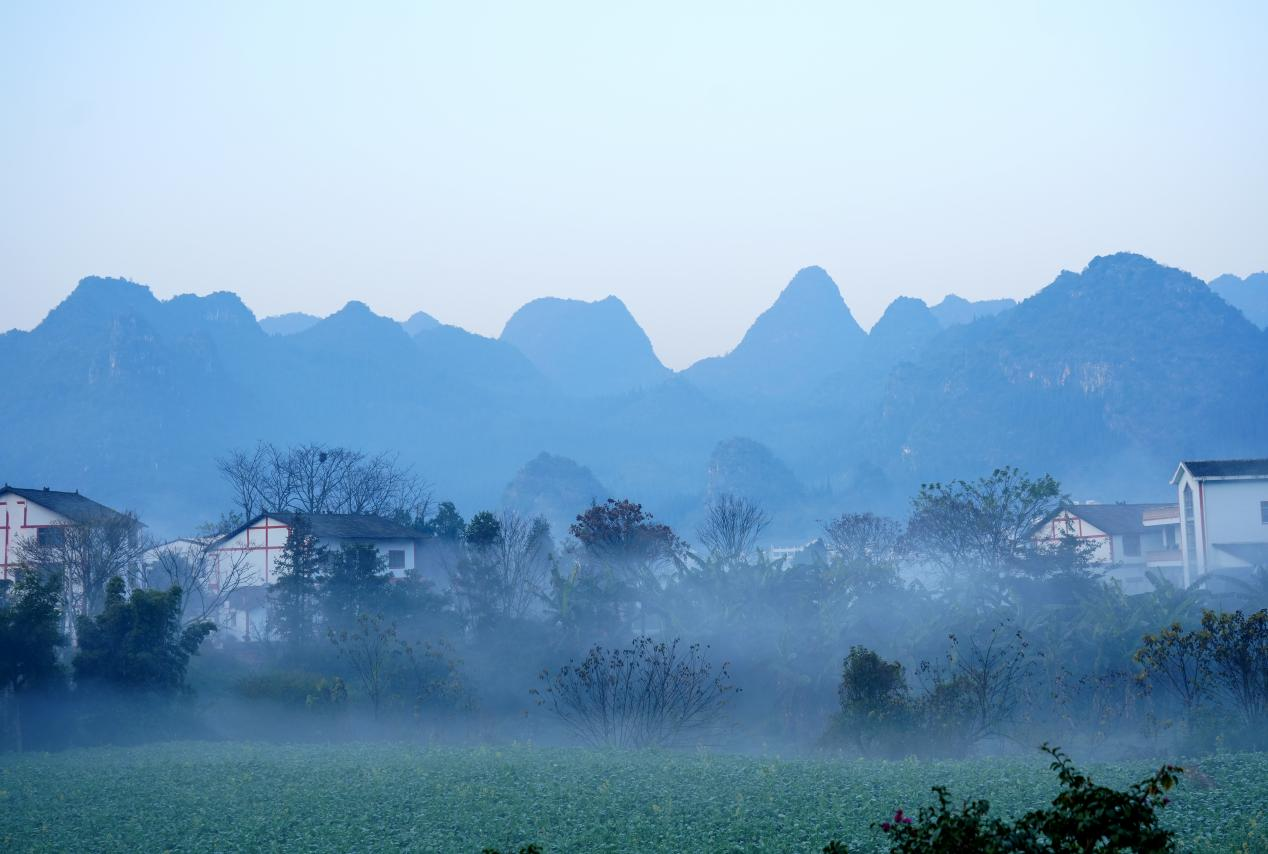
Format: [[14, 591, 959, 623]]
[[387, 549, 406, 570], [36, 526, 65, 548], [1122, 534, 1141, 558], [1261, 501, 1268, 525]]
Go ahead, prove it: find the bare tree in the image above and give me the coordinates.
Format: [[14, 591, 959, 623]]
[[451, 511, 552, 626], [139, 540, 253, 628], [341, 450, 431, 518], [823, 512, 906, 566], [948, 623, 1033, 742], [215, 442, 431, 519], [697, 494, 770, 562], [533, 636, 736, 747], [256, 442, 299, 515], [288, 444, 358, 514], [14, 511, 146, 628], [490, 511, 552, 619], [217, 446, 267, 521]]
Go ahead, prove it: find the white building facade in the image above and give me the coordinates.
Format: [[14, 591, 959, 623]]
[[1173, 459, 1268, 582], [206, 512, 429, 640], [1033, 502, 1182, 594], [0, 485, 131, 581]]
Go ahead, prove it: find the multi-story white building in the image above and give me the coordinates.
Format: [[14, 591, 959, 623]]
[[206, 511, 430, 639], [1173, 459, 1268, 583]]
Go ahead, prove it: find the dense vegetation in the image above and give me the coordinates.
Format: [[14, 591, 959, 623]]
[[4, 446, 1268, 850], [4, 457, 1267, 760]]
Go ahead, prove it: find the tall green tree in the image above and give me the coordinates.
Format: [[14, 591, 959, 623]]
[[269, 515, 326, 646], [0, 570, 66, 750], [569, 499, 682, 631], [907, 467, 1091, 603], [450, 510, 504, 630], [321, 543, 392, 630], [430, 502, 466, 542], [73, 577, 215, 692]]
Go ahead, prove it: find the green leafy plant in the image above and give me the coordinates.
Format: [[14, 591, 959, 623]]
[[823, 744, 1182, 853]]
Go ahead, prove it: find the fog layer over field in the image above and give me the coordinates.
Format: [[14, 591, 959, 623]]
[[4, 449, 1267, 768]]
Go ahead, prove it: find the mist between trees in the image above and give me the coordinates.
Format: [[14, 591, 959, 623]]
[[2, 446, 1267, 760]]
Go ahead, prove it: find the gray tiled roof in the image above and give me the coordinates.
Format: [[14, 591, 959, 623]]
[[1057, 502, 1175, 536], [0, 485, 130, 525], [1180, 459, 1268, 479], [269, 512, 424, 540], [216, 512, 425, 545]]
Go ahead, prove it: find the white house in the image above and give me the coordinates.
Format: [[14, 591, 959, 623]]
[[0, 484, 132, 581], [205, 511, 430, 640], [1173, 459, 1268, 583], [1032, 502, 1182, 593]]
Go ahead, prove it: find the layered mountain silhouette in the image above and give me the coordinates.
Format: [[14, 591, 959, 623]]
[[259, 312, 320, 335], [500, 296, 670, 396], [503, 452, 608, 533], [401, 311, 441, 336], [2, 254, 1265, 539], [880, 253, 1268, 496], [929, 294, 1016, 327], [683, 266, 865, 398], [1210, 272, 1268, 328], [264, 308, 443, 338], [865, 297, 942, 371]]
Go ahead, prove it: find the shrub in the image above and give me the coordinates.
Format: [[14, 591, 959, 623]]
[[1135, 608, 1268, 749], [533, 636, 735, 747], [824, 744, 1182, 853], [328, 612, 468, 721], [834, 646, 909, 755], [74, 577, 215, 693]]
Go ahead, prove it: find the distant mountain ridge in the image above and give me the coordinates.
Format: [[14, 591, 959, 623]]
[[1209, 272, 1268, 328], [259, 312, 320, 335], [880, 253, 1268, 495], [683, 266, 866, 398], [500, 295, 670, 396], [929, 294, 1016, 327], [2, 254, 1265, 539]]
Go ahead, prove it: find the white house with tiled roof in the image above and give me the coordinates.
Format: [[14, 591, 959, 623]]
[[1173, 459, 1268, 581], [206, 511, 429, 640], [0, 485, 131, 581], [1033, 502, 1181, 593]]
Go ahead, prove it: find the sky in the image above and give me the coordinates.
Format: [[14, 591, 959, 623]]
[[1, 2, 1266, 369]]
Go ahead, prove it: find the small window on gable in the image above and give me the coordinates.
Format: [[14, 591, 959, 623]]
[[388, 549, 406, 570], [1261, 501, 1268, 525], [1122, 533, 1141, 558]]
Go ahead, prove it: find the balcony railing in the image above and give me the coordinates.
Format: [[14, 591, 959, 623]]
[[1145, 548, 1182, 566]]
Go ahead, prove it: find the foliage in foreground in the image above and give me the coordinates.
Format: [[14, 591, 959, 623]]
[[824, 745, 1181, 853]]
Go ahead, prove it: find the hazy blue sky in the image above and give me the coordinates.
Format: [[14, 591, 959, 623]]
[[2, 2, 1265, 368]]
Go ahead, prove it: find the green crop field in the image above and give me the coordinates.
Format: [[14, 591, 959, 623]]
[[0, 743, 1264, 853]]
